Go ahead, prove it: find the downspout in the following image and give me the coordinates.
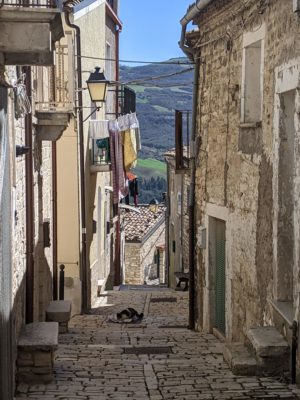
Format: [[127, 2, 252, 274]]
[[24, 66, 34, 323], [106, 2, 123, 285], [179, 0, 211, 329], [50, 66, 58, 301], [63, 6, 89, 312], [52, 141, 58, 300]]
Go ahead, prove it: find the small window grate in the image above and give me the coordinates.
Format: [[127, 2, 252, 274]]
[[150, 297, 177, 303], [124, 346, 172, 355]]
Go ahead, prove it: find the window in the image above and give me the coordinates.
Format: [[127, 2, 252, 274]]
[[241, 25, 265, 123]]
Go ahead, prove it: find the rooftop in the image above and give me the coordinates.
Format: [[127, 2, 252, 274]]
[[122, 205, 165, 242]]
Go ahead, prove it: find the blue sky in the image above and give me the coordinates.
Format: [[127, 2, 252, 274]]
[[119, 0, 192, 65]]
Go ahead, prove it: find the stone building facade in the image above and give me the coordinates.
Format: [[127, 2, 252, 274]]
[[0, 5, 65, 397], [180, 0, 300, 377], [122, 205, 165, 285], [72, 0, 121, 307], [165, 150, 191, 288]]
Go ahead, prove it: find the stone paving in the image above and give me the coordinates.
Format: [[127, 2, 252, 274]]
[[16, 288, 300, 399]]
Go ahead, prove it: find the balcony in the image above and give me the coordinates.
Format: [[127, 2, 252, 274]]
[[34, 40, 73, 141], [0, 0, 64, 65], [90, 138, 111, 173]]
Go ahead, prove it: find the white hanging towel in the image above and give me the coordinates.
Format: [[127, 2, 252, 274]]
[[88, 120, 110, 139]]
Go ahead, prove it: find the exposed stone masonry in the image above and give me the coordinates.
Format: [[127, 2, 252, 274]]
[[15, 289, 300, 399]]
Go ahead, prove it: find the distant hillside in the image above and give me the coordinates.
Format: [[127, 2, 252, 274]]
[[120, 58, 193, 160]]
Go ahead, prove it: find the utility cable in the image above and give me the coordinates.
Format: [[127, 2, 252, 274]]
[[124, 67, 194, 85], [77, 54, 194, 65]]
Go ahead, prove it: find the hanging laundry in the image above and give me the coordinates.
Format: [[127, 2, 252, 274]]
[[125, 172, 139, 206], [88, 119, 109, 138], [109, 120, 127, 204], [122, 129, 137, 171], [129, 112, 141, 152]]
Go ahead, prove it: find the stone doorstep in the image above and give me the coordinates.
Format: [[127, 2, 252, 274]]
[[17, 322, 58, 384], [247, 326, 290, 358], [18, 322, 58, 351], [223, 342, 257, 376], [46, 300, 72, 323]]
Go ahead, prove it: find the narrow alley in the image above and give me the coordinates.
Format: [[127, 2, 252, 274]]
[[16, 289, 300, 400]]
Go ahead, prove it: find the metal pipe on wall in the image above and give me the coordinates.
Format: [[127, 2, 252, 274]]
[[179, 5, 201, 329], [24, 66, 34, 323], [52, 141, 58, 300], [64, 6, 89, 313], [50, 65, 58, 301]]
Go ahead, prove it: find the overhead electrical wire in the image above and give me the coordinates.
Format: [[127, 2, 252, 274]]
[[77, 54, 194, 65], [123, 67, 194, 85]]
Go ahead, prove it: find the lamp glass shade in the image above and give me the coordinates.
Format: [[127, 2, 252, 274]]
[[87, 81, 108, 103], [86, 67, 109, 103]]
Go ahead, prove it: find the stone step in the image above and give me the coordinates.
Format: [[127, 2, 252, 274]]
[[46, 300, 72, 333], [223, 342, 257, 376], [17, 322, 58, 384], [246, 326, 290, 376]]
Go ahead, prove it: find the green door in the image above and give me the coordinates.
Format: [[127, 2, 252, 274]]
[[215, 220, 226, 334]]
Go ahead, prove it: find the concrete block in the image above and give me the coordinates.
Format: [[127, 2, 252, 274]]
[[223, 342, 257, 376], [18, 322, 58, 351], [46, 300, 72, 323], [247, 326, 289, 358]]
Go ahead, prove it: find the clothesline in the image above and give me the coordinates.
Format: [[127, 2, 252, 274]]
[[89, 112, 141, 205], [88, 112, 139, 139]]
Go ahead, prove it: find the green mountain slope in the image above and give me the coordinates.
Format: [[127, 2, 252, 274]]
[[120, 58, 193, 160]]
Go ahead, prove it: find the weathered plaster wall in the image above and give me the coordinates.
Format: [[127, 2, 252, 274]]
[[75, 3, 113, 307], [191, 0, 300, 340], [165, 155, 191, 288]]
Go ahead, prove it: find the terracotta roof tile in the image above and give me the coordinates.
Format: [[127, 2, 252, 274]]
[[122, 205, 165, 242]]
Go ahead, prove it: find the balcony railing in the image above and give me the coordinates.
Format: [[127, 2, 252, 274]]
[[0, 0, 57, 7], [106, 85, 136, 118], [35, 40, 74, 112]]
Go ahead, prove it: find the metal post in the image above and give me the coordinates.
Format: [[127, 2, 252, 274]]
[[291, 320, 298, 384], [59, 264, 65, 300]]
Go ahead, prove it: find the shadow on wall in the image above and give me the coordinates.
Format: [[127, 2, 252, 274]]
[[0, 274, 26, 399]]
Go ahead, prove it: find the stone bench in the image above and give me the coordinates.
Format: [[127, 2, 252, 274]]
[[174, 271, 189, 291], [17, 322, 58, 384], [46, 300, 72, 333]]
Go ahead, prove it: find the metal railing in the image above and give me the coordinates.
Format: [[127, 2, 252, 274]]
[[106, 85, 136, 117], [0, 0, 57, 7], [35, 40, 74, 112]]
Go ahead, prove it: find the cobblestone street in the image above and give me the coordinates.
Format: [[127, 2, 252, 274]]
[[16, 289, 300, 400]]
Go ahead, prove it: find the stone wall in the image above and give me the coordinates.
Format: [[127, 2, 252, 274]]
[[124, 221, 165, 285], [124, 243, 141, 284], [189, 0, 300, 340]]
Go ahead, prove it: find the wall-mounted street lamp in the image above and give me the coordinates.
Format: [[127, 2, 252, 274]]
[[86, 67, 109, 105]]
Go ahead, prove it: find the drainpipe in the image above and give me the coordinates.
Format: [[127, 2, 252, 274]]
[[24, 66, 34, 323], [179, 1, 210, 329], [52, 140, 58, 300], [50, 65, 58, 301], [63, 5, 89, 313]]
